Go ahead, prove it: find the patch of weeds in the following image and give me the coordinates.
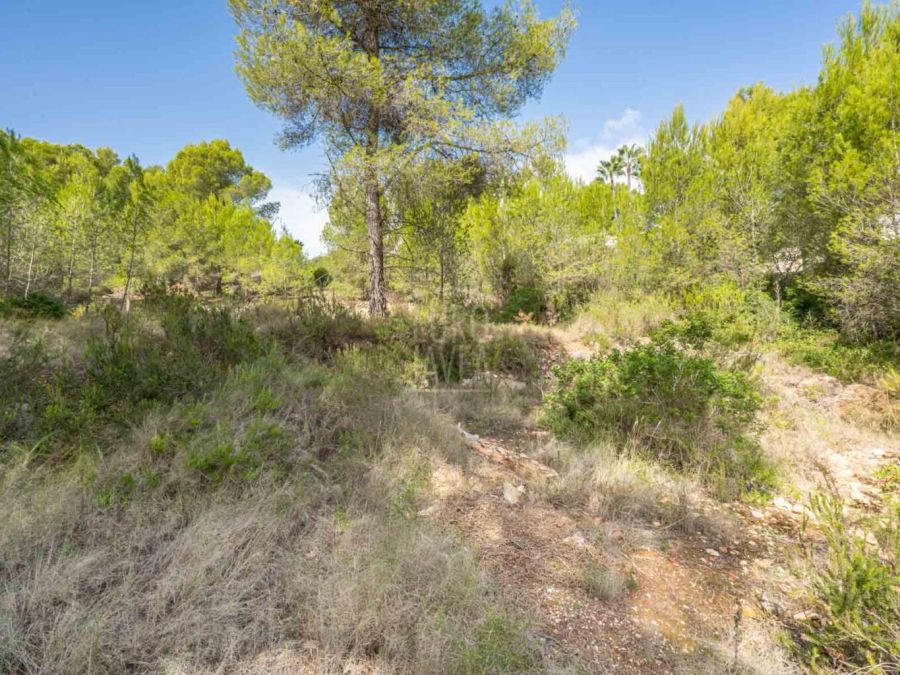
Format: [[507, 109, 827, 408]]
[[148, 433, 172, 454], [388, 460, 431, 520], [460, 613, 539, 674], [778, 327, 900, 385], [95, 472, 137, 509], [799, 492, 899, 671], [874, 464, 900, 494], [582, 561, 628, 601]]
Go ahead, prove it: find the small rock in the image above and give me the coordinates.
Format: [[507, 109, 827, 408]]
[[792, 611, 819, 622], [705, 548, 721, 557], [759, 590, 785, 616], [750, 509, 765, 520], [773, 496, 793, 511], [564, 532, 588, 548], [503, 482, 524, 505]]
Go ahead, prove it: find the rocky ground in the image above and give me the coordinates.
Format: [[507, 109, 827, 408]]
[[417, 342, 899, 674]]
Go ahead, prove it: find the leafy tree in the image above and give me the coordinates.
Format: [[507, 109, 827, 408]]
[[230, 0, 574, 315]]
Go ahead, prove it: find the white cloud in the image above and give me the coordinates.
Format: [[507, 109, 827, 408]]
[[268, 185, 329, 257], [564, 108, 647, 184]]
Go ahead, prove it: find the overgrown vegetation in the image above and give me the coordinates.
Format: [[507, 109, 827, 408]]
[[2, 1, 899, 671], [799, 492, 899, 671], [544, 334, 771, 498], [0, 296, 559, 673]]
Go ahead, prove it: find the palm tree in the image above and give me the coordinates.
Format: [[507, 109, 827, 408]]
[[596, 154, 625, 192], [618, 144, 645, 192]]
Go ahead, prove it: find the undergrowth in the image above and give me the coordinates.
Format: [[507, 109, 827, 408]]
[[544, 334, 773, 499], [799, 492, 899, 672], [0, 295, 563, 673]]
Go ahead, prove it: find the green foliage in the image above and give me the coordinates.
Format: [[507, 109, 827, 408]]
[[460, 613, 539, 675], [311, 266, 332, 289], [482, 334, 540, 381], [800, 493, 900, 671], [497, 286, 545, 323], [0, 297, 265, 458], [0, 293, 66, 319], [84, 298, 264, 414], [544, 337, 770, 497], [276, 294, 371, 360], [0, 132, 304, 304], [778, 327, 900, 384]]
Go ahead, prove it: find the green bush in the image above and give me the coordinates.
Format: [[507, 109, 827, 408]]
[[0, 297, 266, 455], [0, 293, 66, 319], [85, 299, 264, 414], [544, 337, 771, 497], [800, 493, 899, 670], [656, 282, 780, 348], [497, 286, 545, 323], [283, 294, 370, 360], [778, 327, 900, 385], [311, 266, 333, 289], [483, 334, 540, 381]]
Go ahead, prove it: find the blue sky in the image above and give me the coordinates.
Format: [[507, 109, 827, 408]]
[[1, 1, 862, 254]]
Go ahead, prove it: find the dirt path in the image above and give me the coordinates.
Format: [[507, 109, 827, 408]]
[[424, 343, 898, 674], [426, 431, 759, 673]]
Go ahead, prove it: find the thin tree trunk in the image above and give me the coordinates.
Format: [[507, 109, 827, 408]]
[[3, 213, 12, 298], [24, 235, 38, 298], [365, 168, 386, 316], [364, 17, 386, 317], [66, 227, 78, 299], [121, 208, 139, 313], [87, 233, 96, 307]]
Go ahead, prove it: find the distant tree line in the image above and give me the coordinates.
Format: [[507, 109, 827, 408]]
[[0, 136, 306, 306]]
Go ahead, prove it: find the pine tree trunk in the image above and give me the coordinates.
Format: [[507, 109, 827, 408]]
[[121, 208, 139, 313], [364, 17, 386, 317], [365, 168, 386, 317], [3, 214, 12, 298], [87, 234, 96, 307]]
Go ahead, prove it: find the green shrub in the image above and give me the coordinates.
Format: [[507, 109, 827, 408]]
[[582, 561, 629, 601], [85, 299, 264, 414], [778, 327, 900, 385], [800, 493, 899, 670], [483, 334, 540, 381], [0, 293, 66, 319], [497, 286, 545, 323], [655, 282, 780, 349], [544, 337, 771, 497], [0, 297, 266, 455], [311, 266, 333, 289], [283, 294, 369, 359]]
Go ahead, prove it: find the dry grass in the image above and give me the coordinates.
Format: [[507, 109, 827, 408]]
[[560, 289, 674, 350], [534, 441, 734, 539], [757, 352, 899, 499], [0, 349, 545, 674]]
